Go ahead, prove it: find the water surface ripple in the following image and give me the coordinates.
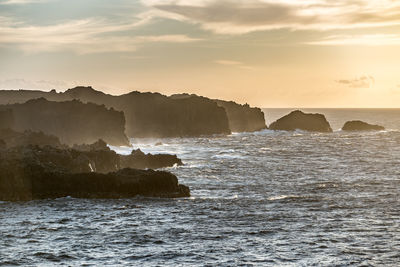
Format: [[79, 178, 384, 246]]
[[1, 129, 400, 266]]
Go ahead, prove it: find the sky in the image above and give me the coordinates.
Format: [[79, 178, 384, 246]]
[[0, 0, 400, 108]]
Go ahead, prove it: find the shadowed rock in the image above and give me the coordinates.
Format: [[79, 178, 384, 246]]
[[0, 109, 14, 129], [74, 139, 183, 170], [342, 120, 385, 131], [270, 110, 333, 133], [0, 98, 129, 146], [214, 100, 267, 132], [0, 128, 63, 148], [0, 145, 190, 201], [120, 149, 183, 170]]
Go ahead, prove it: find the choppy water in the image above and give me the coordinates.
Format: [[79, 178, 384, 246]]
[[1, 109, 400, 266]]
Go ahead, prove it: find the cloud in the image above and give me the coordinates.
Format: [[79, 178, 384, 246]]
[[307, 34, 400, 46], [0, 78, 79, 90], [141, 0, 400, 34], [0, 0, 51, 4], [336, 75, 375, 89], [214, 59, 255, 70], [215, 60, 242, 65], [0, 16, 201, 54]]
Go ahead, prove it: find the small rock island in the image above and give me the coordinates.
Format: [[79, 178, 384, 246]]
[[269, 110, 333, 133], [342, 120, 385, 131]]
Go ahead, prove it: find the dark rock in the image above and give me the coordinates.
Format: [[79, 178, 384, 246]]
[[0, 109, 14, 129], [120, 149, 183, 170], [0, 98, 129, 146], [0, 128, 63, 148], [269, 110, 333, 132], [0, 87, 233, 137], [342, 120, 385, 131], [214, 100, 267, 132], [0, 145, 190, 201], [0, 140, 5, 150]]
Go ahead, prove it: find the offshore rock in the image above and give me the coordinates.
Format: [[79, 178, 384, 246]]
[[0, 98, 129, 146], [269, 110, 333, 133], [0, 145, 190, 201], [342, 120, 385, 131]]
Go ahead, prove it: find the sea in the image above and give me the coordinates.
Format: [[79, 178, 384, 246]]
[[1, 109, 399, 266]]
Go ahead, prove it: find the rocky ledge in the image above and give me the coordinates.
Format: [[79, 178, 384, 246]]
[[269, 110, 333, 133], [0, 145, 190, 201], [342, 120, 385, 131]]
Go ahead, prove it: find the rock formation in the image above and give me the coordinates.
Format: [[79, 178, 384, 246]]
[[214, 100, 267, 132], [120, 149, 183, 170], [0, 86, 266, 137], [0, 145, 190, 201], [342, 120, 385, 131], [269, 110, 333, 133], [0, 98, 129, 146]]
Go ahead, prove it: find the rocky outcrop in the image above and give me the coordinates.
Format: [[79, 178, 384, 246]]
[[0, 145, 190, 201], [63, 88, 231, 137], [120, 149, 183, 170], [214, 100, 267, 132], [0, 109, 14, 129], [0, 128, 63, 148], [269, 110, 333, 133], [0, 98, 129, 146], [0, 87, 234, 137], [74, 139, 183, 170], [342, 120, 385, 131]]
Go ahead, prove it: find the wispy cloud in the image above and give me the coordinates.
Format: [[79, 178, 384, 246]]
[[0, 0, 51, 4], [141, 0, 400, 34], [214, 59, 255, 70], [307, 34, 400, 46], [0, 16, 201, 54], [336, 75, 375, 89], [215, 60, 242, 66]]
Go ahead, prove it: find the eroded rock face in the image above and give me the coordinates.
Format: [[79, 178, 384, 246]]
[[214, 100, 267, 132], [0, 98, 129, 146], [342, 120, 385, 131], [269, 110, 333, 133], [0, 145, 190, 201]]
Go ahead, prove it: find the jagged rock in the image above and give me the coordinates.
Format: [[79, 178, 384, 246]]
[[342, 120, 385, 131], [0, 145, 190, 201], [270, 110, 333, 133], [120, 149, 183, 170], [214, 100, 267, 132], [0, 98, 129, 146], [0, 128, 63, 148]]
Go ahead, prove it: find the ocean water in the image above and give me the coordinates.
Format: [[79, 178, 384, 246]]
[[1, 109, 400, 266]]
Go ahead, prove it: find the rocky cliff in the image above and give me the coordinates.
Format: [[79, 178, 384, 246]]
[[0, 86, 266, 137], [214, 100, 267, 132], [0, 98, 129, 146]]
